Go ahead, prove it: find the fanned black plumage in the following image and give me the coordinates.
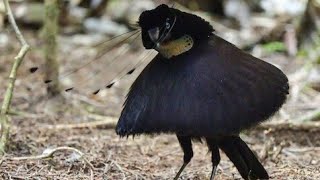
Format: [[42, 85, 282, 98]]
[[116, 35, 288, 137], [116, 4, 289, 179]]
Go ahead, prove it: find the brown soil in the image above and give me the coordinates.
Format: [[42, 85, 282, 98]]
[[1, 119, 319, 179]]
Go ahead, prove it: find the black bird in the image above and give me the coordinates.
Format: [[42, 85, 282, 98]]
[[116, 4, 289, 180]]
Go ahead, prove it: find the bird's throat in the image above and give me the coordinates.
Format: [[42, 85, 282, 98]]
[[156, 35, 194, 59]]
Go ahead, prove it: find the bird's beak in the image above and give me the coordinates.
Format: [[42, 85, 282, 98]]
[[148, 27, 160, 43]]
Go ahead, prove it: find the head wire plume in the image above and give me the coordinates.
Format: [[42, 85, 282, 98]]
[[47, 30, 140, 83], [64, 44, 132, 93], [102, 50, 156, 92], [60, 3, 179, 95], [29, 2, 179, 96], [91, 4, 179, 95], [27, 29, 141, 94], [29, 29, 139, 75], [61, 32, 142, 94]]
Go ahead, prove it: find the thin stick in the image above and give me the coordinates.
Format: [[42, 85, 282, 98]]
[[284, 147, 320, 153], [0, 0, 30, 155], [0, 154, 6, 165], [295, 109, 320, 122], [43, 116, 118, 130], [43, 118, 320, 132], [9, 146, 95, 180], [255, 121, 320, 131]]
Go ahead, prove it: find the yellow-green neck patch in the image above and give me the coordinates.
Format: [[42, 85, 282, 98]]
[[157, 35, 194, 59]]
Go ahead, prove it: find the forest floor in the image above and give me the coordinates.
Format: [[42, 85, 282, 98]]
[[0, 31, 319, 179], [0, 117, 319, 179]]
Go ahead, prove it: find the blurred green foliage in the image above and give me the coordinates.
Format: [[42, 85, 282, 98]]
[[262, 41, 286, 53]]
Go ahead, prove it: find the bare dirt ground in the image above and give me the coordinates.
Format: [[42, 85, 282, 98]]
[[0, 32, 319, 179], [1, 118, 320, 179]]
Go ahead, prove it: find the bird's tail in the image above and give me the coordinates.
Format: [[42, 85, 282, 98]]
[[219, 136, 269, 180]]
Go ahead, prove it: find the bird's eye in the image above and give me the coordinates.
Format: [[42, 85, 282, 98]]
[[166, 22, 171, 29], [165, 18, 171, 29]]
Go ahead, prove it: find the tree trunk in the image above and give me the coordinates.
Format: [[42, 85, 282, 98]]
[[44, 0, 61, 97], [298, 0, 320, 49]]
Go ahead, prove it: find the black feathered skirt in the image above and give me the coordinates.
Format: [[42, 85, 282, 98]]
[[116, 36, 289, 137]]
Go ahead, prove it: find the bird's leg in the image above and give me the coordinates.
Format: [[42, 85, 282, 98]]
[[210, 146, 220, 180], [174, 135, 193, 180], [206, 139, 221, 180]]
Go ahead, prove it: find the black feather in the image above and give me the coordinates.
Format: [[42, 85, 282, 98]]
[[44, 80, 52, 84], [65, 87, 74, 92], [106, 82, 115, 89], [93, 89, 100, 95], [29, 67, 38, 73], [127, 68, 136, 75], [116, 35, 288, 137]]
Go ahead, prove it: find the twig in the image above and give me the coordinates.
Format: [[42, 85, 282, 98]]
[[90, 167, 94, 180], [284, 147, 320, 153], [42, 115, 320, 132], [11, 176, 26, 180], [44, 119, 320, 132], [259, 140, 272, 161], [8, 109, 45, 119], [0, 0, 30, 155], [112, 160, 126, 179], [0, 154, 6, 165], [10, 147, 90, 165], [295, 109, 320, 122], [8, 146, 95, 179], [255, 121, 320, 131], [42, 116, 117, 130], [103, 152, 114, 175], [26, 165, 49, 179]]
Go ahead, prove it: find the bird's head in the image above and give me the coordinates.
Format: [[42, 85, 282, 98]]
[[138, 4, 214, 58]]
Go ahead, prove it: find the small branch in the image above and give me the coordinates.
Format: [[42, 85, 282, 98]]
[[43, 116, 117, 130], [42, 116, 320, 132], [295, 109, 320, 122], [2, 0, 28, 47], [10, 146, 80, 160], [9, 146, 95, 179], [112, 160, 126, 179], [8, 109, 45, 119], [0, 154, 6, 165], [283, 147, 320, 153], [256, 121, 320, 131], [0, 0, 30, 155]]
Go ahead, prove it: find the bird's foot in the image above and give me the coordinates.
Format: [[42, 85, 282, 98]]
[[173, 163, 188, 180], [209, 165, 218, 180]]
